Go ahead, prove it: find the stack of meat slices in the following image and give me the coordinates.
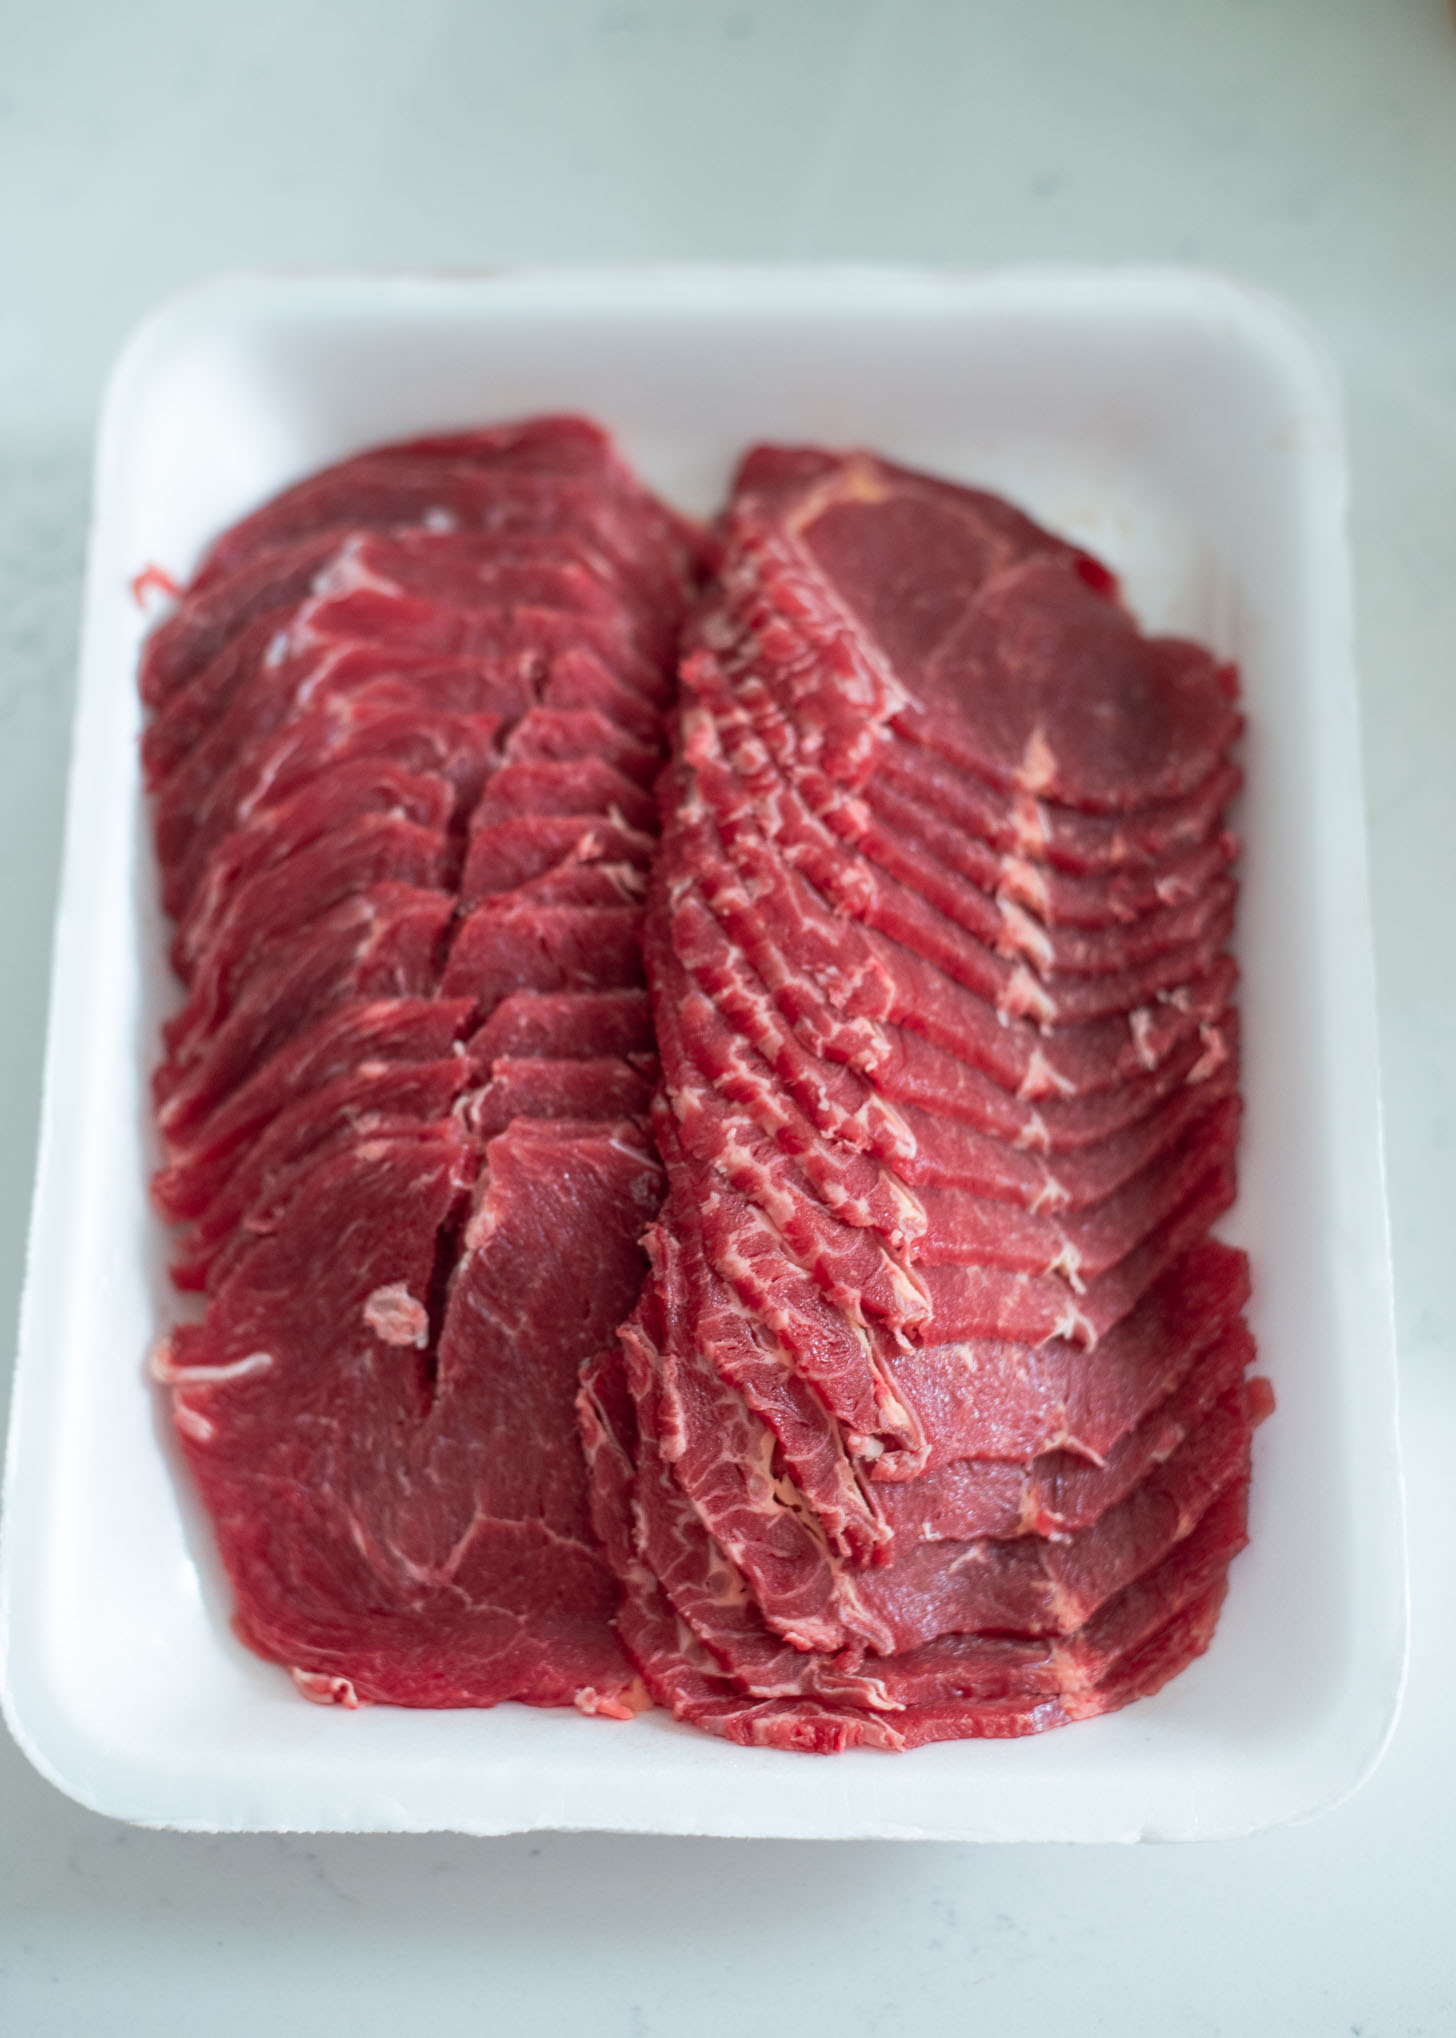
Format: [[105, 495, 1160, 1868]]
[[143, 416, 699, 1713], [585, 445, 1270, 1753]]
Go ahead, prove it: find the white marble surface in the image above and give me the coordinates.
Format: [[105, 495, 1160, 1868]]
[[1, 2, 1452, 2029]]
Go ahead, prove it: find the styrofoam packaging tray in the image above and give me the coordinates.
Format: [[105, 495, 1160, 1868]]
[[2, 268, 1405, 1841]]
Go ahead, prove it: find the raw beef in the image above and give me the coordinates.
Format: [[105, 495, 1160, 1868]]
[[459, 813, 655, 911], [465, 987, 655, 1064], [191, 418, 698, 603], [142, 417, 696, 1717], [168, 1052, 474, 1292], [593, 444, 1263, 1750], [156, 1122, 661, 1710], [143, 423, 1262, 1754], [151, 996, 475, 1220], [150, 670, 513, 917], [144, 415, 697, 699], [714, 444, 1242, 810]]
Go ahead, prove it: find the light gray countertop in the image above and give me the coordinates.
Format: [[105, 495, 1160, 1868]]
[[2, 4, 1452, 2030]]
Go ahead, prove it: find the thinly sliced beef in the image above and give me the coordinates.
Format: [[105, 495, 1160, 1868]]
[[160, 1124, 656, 1711], [626, 1152, 888, 1566], [621, 1185, 1254, 1654], [171, 762, 456, 982], [870, 1483, 1249, 1710], [620, 1260, 881, 1655], [660, 1080, 927, 1336], [467, 1056, 653, 1138], [579, 1345, 1247, 1750], [643, 1099, 919, 1463], [868, 969, 1237, 1119], [679, 739, 1234, 1034], [162, 524, 652, 727], [143, 634, 520, 804], [917, 1155, 1236, 1346], [593, 443, 1256, 1749], [899, 1030, 1239, 1205], [460, 814, 655, 909], [151, 667, 509, 912], [619, 1321, 1249, 1662], [539, 646, 666, 746], [873, 737, 1245, 880], [683, 644, 1237, 978], [670, 1249, 883, 1567], [630, 1152, 1248, 1573], [308, 528, 681, 660], [170, 1054, 473, 1291], [852, 1387, 1252, 1651], [192, 418, 700, 599], [143, 416, 695, 1726], [876, 1237, 1252, 1470], [860, 767, 1240, 929], [154, 885, 454, 1140], [874, 1320, 1255, 1543], [677, 793, 1235, 1105], [687, 1157, 919, 1445], [161, 815, 449, 1063], [653, 944, 926, 1248], [629, 1360, 1251, 1706], [146, 592, 662, 800], [668, 874, 1236, 1157], [439, 901, 645, 1014], [465, 988, 655, 1064], [145, 424, 1255, 1751], [784, 751, 1236, 978], [469, 754, 657, 836], [719, 447, 1241, 811], [152, 997, 474, 1218], [909, 1098, 1239, 1280], [477, 858, 646, 911], [661, 929, 1238, 1266], [891, 558, 1239, 813], [657, 915, 1238, 1301], [501, 704, 662, 788], [149, 421, 695, 705], [140, 531, 345, 708], [616, 1579, 1231, 1753], [293, 589, 670, 704], [702, 560, 1245, 879]]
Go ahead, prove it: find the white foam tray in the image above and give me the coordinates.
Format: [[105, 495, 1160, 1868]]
[[2, 267, 1405, 1841]]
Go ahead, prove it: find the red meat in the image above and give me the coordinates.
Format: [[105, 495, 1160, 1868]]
[[579, 1344, 1248, 1751], [159, 1123, 657, 1712], [152, 996, 474, 1220], [170, 1053, 473, 1292], [877, 1237, 1252, 1469], [192, 416, 701, 602], [596, 444, 1255, 1748], [466, 1056, 653, 1139], [171, 762, 455, 982], [155, 884, 454, 1141], [161, 815, 449, 1066], [439, 901, 645, 1016], [682, 640, 1237, 976], [144, 418, 691, 1725], [465, 988, 655, 1064], [460, 813, 653, 910]]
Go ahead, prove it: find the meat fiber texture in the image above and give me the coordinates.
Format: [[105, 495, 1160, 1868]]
[[595, 444, 1267, 1754], [144, 416, 700, 1716]]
